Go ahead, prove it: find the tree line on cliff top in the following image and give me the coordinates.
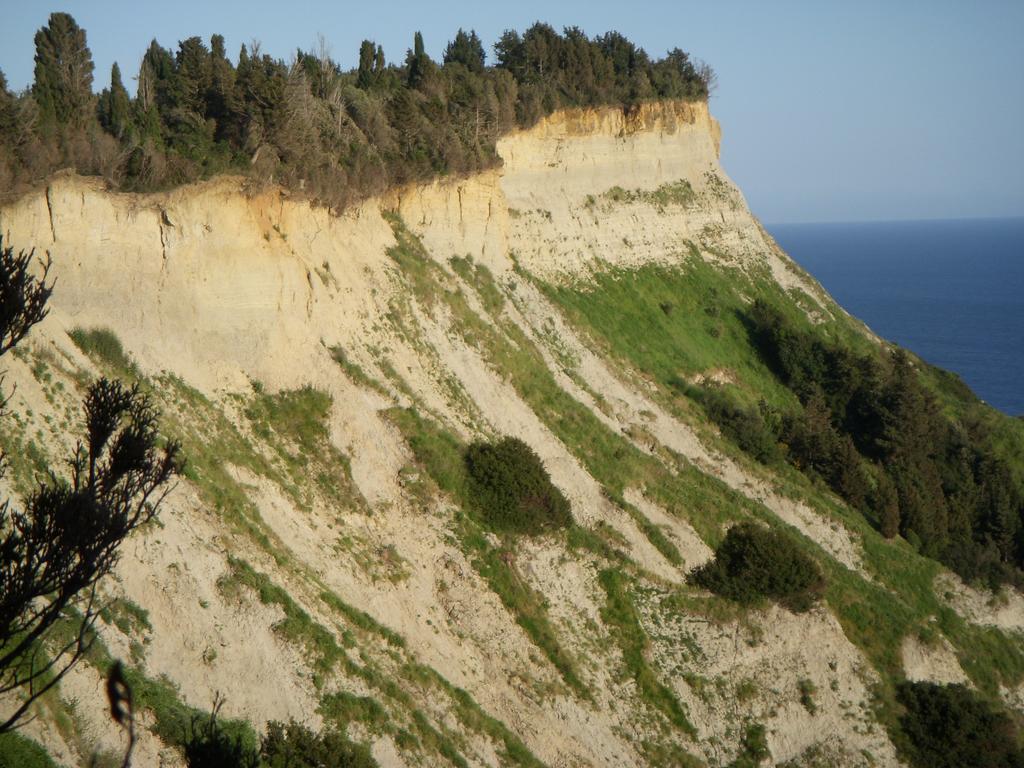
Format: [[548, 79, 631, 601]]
[[0, 13, 714, 209]]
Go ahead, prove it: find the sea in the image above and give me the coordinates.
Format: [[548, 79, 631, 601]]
[[767, 217, 1024, 417]]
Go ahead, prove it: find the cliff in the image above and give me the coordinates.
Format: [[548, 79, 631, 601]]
[[0, 101, 1019, 768]]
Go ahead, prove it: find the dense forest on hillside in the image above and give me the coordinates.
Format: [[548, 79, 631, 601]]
[[693, 299, 1024, 588], [0, 13, 714, 209]]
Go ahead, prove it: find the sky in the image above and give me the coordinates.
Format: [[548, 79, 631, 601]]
[[0, 1, 1021, 224]]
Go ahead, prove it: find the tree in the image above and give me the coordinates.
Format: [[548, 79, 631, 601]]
[[262, 720, 377, 767], [406, 31, 432, 88], [0, 70, 18, 146], [0, 238, 52, 356], [32, 12, 95, 131], [896, 682, 1024, 768], [97, 62, 132, 140], [357, 40, 377, 89], [0, 238, 182, 731], [443, 29, 485, 73], [874, 470, 901, 539], [493, 30, 525, 79]]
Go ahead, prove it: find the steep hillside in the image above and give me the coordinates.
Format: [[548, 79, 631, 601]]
[[1, 100, 1022, 767]]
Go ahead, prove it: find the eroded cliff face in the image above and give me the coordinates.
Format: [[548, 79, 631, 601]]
[[0, 103, 1011, 767]]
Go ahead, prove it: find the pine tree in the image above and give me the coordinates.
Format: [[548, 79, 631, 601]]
[[406, 31, 432, 88], [494, 30, 525, 79], [207, 34, 238, 143], [32, 12, 95, 131], [443, 29, 485, 73], [0, 70, 17, 146], [97, 62, 132, 140], [874, 471, 901, 539], [357, 40, 376, 89]]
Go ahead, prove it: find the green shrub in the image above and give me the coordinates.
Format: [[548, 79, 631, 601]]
[[245, 385, 332, 453], [0, 733, 57, 768], [465, 437, 572, 534], [184, 708, 260, 768], [687, 384, 781, 464], [689, 522, 825, 612], [262, 720, 377, 768], [896, 682, 1024, 768], [728, 722, 770, 767], [68, 326, 135, 371]]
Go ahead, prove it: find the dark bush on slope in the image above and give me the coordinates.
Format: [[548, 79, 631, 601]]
[[261, 720, 377, 768], [895, 682, 1024, 768], [465, 437, 572, 534], [689, 522, 825, 612]]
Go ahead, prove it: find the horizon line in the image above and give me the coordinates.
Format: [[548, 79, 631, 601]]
[[763, 213, 1024, 228]]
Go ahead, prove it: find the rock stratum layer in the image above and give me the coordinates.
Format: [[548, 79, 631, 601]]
[[0, 100, 1019, 767]]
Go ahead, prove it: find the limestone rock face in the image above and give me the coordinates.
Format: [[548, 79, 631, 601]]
[[0, 103, 1001, 768]]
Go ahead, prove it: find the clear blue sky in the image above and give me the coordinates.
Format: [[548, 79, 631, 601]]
[[1, 1, 1021, 224]]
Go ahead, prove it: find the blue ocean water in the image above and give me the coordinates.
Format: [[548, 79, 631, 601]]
[[768, 218, 1024, 416]]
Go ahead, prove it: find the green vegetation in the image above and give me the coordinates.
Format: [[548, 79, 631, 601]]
[[895, 682, 1024, 768], [797, 678, 817, 715], [245, 385, 331, 454], [68, 326, 138, 373], [262, 720, 377, 768], [536, 254, 1024, 700], [541, 259, 817, 414], [386, 407, 587, 696], [685, 384, 780, 464], [690, 523, 825, 612], [727, 723, 770, 767], [548, 252, 1024, 593], [217, 557, 344, 683], [387, 218, 753, 558], [745, 298, 1024, 588], [182, 713, 378, 768], [465, 437, 572, 534], [0, 733, 58, 768], [598, 568, 696, 736], [599, 179, 696, 210], [329, 345, 388, 395], [1, 14, 713, 208]]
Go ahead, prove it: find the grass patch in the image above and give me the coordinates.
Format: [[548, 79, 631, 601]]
[[68, 327, 138, 375], [598, 568, 695, 736], [601, 180, 696, 211], [0, 733, 58, 768], [319, 589, 405, 649], [329, 345, 389, 395], [319, 690, 390, 731], [245, 385, 331, 455], [217, 556, 344, 685]]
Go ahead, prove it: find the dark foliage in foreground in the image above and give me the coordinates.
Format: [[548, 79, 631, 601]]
[[183, 714, 378, 768], [261, 720, 377, 768], [895, 681, 1024, 768], [0, 237, 52, 356], [689, 522, 825, 612], [0, 239, 181, 732], [0, 14, 714, 210], [465, 437, 572, 534]]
